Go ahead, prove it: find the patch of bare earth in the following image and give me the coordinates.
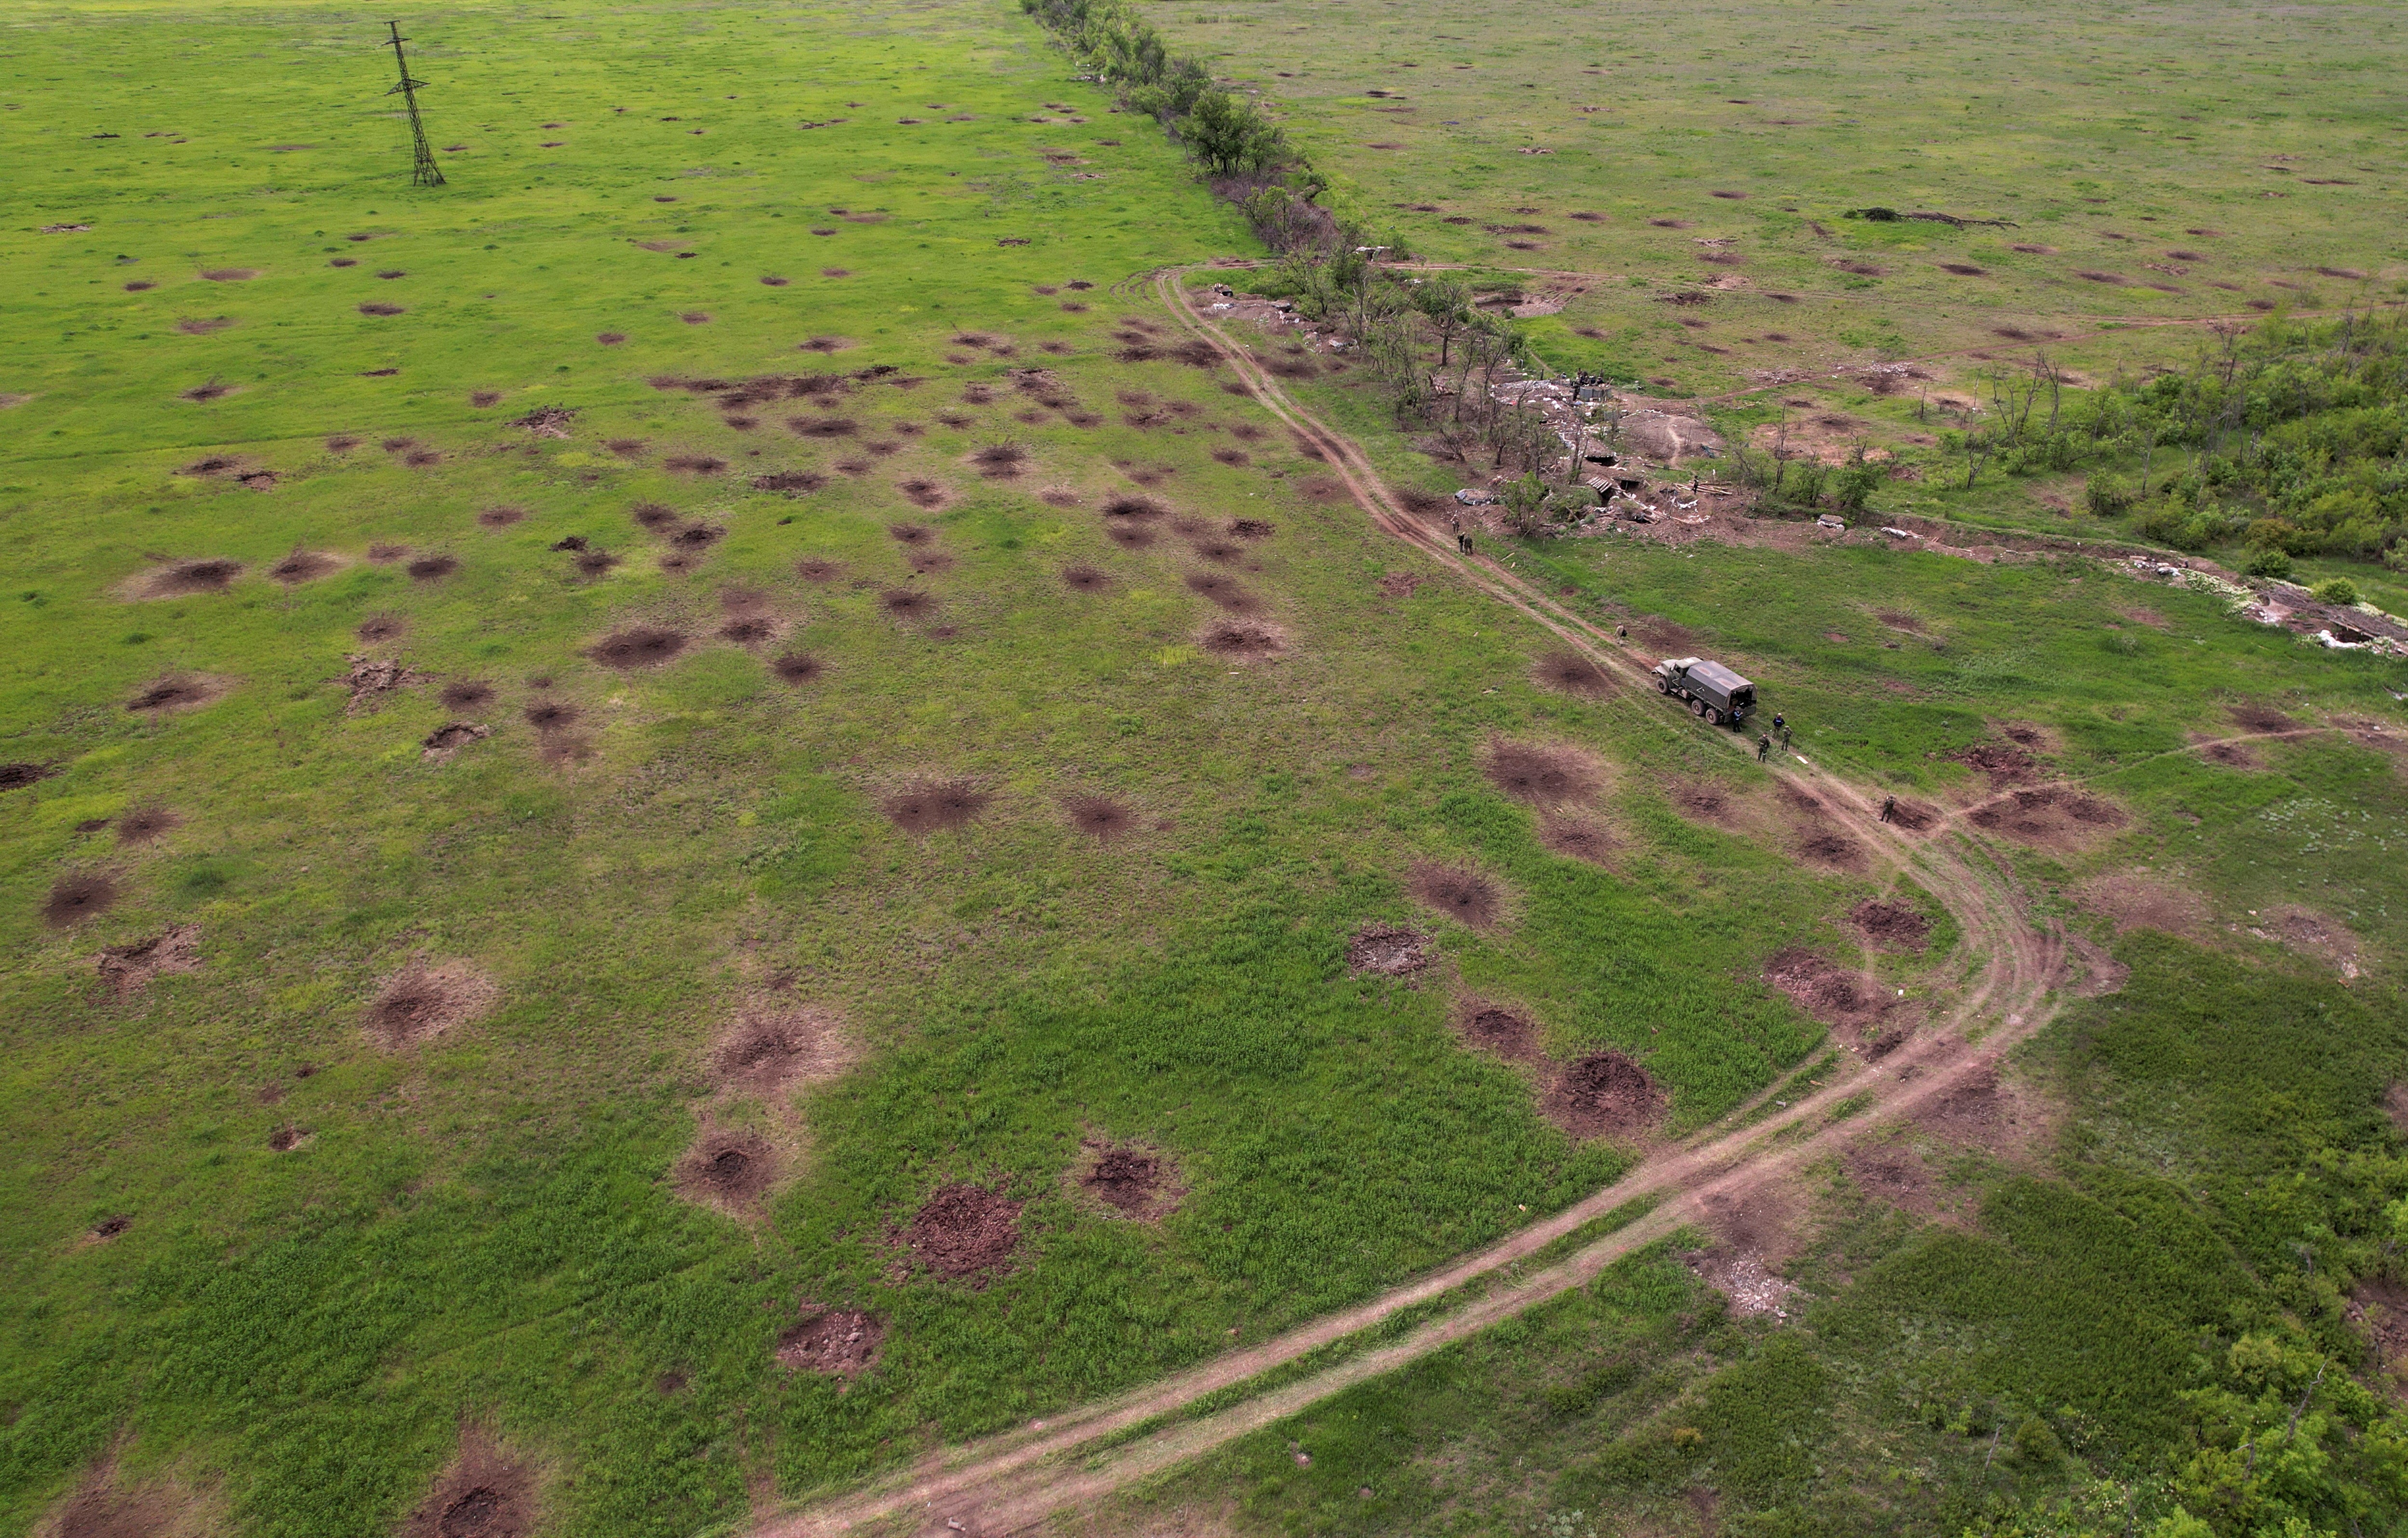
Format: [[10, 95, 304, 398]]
[[882, 779, 989, 834], [1844, 1136, 1965, 1225], [712, 1007, 858, 1097], [1538, 813, 1617, 867], [1407, 861, 1507, 930], [1947, 742, 2036, 786], [1075, 1140, 1184, 1220], [778, 1307, 887, 1376], [399, 1429, 537, 1538], [2228, 702, 2301, 733], [907, 1181, 1024, 1281], [1964, 785, 2126, 850], [1911, 1053, 2053, 1158], [96, 925, 202, 998], [1669, 778, 1749, 830], [2077, 869, 2211, 938], [1681, 1183, 1805, 1319], [1764, 947, 1903, 1054], [1849, 898, 1930, 952], [1531, 650, 1617, 699], [1544, 1049, 1666, 1140], [2260, 906, 2362, 980], [1481, 739, 1606, 806], [1346, 922, 1429, 978], [1452, 998, 1544, 1062], [39, 1463, 209, 1538], [675, 1125, 776, 1211], [340, 652, 424, 715], [2196, 736, 2263, 769], [364, 960, 498, 1049]]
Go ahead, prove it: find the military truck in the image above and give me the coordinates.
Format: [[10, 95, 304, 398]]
[[1652, 656, 1756, 728]]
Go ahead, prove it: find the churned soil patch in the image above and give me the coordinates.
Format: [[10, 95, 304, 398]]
[[898, 479, 948, 509], [1064, 795, 1134, 841], [676, 1126, 776, 1208], [1103, 493, 1168, 523], [1060, 563, 1109, 592], [400, 1432, 536, 1538], [713, 1007, 855, 1096], [1347, 922, 1429, 978], [1408, 861, 1506, 930], [771, 653, 824, 686], [1545, 1050, 1664, 1140], [1947, 742, 2036, 785], [45, 873, 120, 927], [407, 554, 458, 581], [420, 722, 491, 762], [1532, 651, 1616, 699], [124, 674, 231, 715], [1483, 739, 1605, 806], [1763, 947, 1888, 1030], [439, 680, 494, 710], [267, 550, 340, 584], [1965, 785, 2126, 848], [2199, 737, 2262, 769], [1539, 814, 1617, 867], [778, 1308, 886, 1375], [138, 557, 243, 598], [41, 1469, 186, 1538], [116, 806, 180, 845], [1200, 617, 1285, 660], [477, 505, 526, 528], [2078, 869, 2211, 938], [1183, 572, 1260, 612], [95, 924, 202, 997], [1077, 1140, 1184, 1219], [1454, 999, 1543, 1061], [1912, 1055, 2048, 1156], [2264, 905, 2361, 978], [364, 960, 499, 1049], [2228, 702, 2301, 734], [1, 762, 56, 792], [908, 1181, 1024, 1280], [355, 615, 407, 645], [587, 626, 687, 669], [522, 700, 580, 732], [880, 588, 937, 620], [882, 779, 989, 834], [1104, 524, 1157, 550], [1796, 828, 1865, 871], [971, 442, 1029, 477], [1850, 898, 1931, 951], [341, 653, 424, 714]]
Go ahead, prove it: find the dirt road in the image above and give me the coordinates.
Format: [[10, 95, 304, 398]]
[[753, 271, 2092, 1538]]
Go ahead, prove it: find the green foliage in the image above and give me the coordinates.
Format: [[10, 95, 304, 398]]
[[2309, 576, 2358, 605], [1176, 89, 1288, 178], [2244, 545, 2297, 579], [2084, 473, 2137, 517]]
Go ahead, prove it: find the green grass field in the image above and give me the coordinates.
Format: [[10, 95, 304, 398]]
[[6, 0, 2408, 1534]]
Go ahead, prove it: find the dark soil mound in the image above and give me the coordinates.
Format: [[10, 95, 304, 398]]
[[1885, 797, 1939, 832], [1546, 1050, 1663, 1139], [522, 701, 579, 731], [421, 723, 490, 758], [898, 479, 947, 509], [778, 1307, 886, 1374], [96, 923, 203, 997], [355, 615, 407, 644], [1104, 524, 1157, 550], [268, 551, 339, 583], [1081, 1143, 1177, 1217], [1, 762, 56, 792], [267, 1124, 309, 1152], [880, 588, 935, 619], [1183, 572, 1259, 612], [1229, 518, 1276, 540], [630, 502, 678, 531], [477, 505, 526, 528], [679, 1128, 774, 1205], [1533, 651, 1616, 699], [1065, 795, 1133, 840], [1851, 898, 1930, 951], [771, 653, 824, 685], [713, 1010, 843, 1094], [882, 779, 989, 834], [365, 962, 497, 1049], [670, 522, 724, 549], [1102, 494, 1167, 522], [440, 680, 493, 710], [1797, 830, 1863, 870], [401, 1436, 536, 1538], [116, 806, 179, 845], [1965, 785, 2126, 845], [1199, 617, 1284, 659], [2229, 703, 2300, 733], [587, 626, 687, 669], [1483, 740, 1603, 806], [147, 558, 242, 597], [1347, 923, 1428, 977], [754, 471, 826, 494], [124, 675, 226, 714], [1671, 781, 1740, 826], [1947, 742, 2035, 784], [1460, 1003, 1540, 1060], [971, 442, 1027, 477], [45, 874, 119, 927], [1408, 862, 1504, 929], [406, 554, 458, 581], [1060, 563, 1108, 592], [795, 558, 841, 583], [907, 1181, 1024, 1279], [1539, 815, 1615, 866], [1763, 948, 1885, 1028], [887, 521, 934, 545]]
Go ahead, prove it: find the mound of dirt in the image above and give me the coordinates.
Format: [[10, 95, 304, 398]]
[[365, 960, 498, 1050], [0, 762, 55, 792], [1763, 948, 1888, 1030], [267, 550, 340, 584], [1849, 898, 1931, 951], [713, 1008, 854, 1096], [421, 722, 491, 762], [42, 1472, 186, 1538], [1200, 617, 1285, 660], [1065, 795, 1133, 841], [1532, 651, 1616, 699], [1408, 861, 1505, 929], [1539, 814, 1616, 866], [1483, 740, 1604, 806], [1347, 923, 1429, 977], [778, 1308, 886, 1375], [882, 779, 989, 834], [1964, 785, 2126, 847], [2200, 739, 2262, 769], [1079, 1141, 1181, 1219], [140, 557, 242, 598], [1796, 829, 1864, 871], [44, 874, 119, 927], [676, 1127, 775, 1207], [1060, 563, 1108, 592], [1947, 742, 2035, 785], [115, 806, 179, 845], [1183, 572, 1259, 612], [2228, 703, 2301, 733], [771, 653, 823, 686], [1545, 1050, 1664, 1139], [908, 1181, 1024, 1279], [1457, 1001, 1542, 1061], [587, 626, 687, 669], [96, 924, 201, 998], [2078, 870, 2209, 937], [341, 653, 424, 714], [124, 674, 230, 715], [400, 1432, 536, 1538]]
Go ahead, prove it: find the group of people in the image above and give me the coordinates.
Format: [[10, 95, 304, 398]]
[[1756, 712, 1793, 762], [1445, 513, 1474, 555]]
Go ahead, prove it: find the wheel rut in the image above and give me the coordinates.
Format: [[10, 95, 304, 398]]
[[755, 269, 2086, 1538]]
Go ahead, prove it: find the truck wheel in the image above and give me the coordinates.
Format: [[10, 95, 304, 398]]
[[1655, 676, 1671, 695], [1689, 697, 1705, 717], [1705, 706, 1724, 727]]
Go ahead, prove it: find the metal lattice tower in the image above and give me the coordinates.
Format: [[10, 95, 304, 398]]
[[385, 21, 445, 187]]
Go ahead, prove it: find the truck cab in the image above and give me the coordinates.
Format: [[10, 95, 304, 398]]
[[1652, 656, 1756, 728]]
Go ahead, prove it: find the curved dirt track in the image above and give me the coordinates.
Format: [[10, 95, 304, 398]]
[[756, 271, 2090, 1538]]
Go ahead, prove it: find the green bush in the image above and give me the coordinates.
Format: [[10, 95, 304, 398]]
[[2243, 546, 2295, 579], [2084, 474, 2137, 517], [2309, 576, 2359, 605]]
